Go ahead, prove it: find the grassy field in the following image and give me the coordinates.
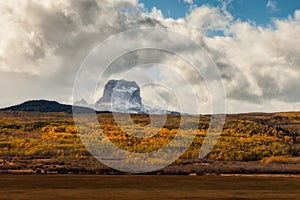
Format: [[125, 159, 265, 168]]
[[0, 175, 299, 200]]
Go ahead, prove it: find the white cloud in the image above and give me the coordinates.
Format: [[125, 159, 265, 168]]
[[186, 5, 232, 33], [295, 10, 300, 21], [183, 0, 193, 5], [149, 7, 164, 19], [0, 0, 144, 76], [266, 0, 278, 12]]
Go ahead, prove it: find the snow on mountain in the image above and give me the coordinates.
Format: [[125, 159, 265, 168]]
[[92, 79, 179, 114]]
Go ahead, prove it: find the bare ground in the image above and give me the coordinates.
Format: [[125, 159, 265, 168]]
[[0, 175, 299, 200]]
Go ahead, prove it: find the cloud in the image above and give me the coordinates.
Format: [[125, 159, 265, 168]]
[[295, 10, 300, 21], [204, 12, 300, 108], [266, 0, 278, 12], [0, 0, 150, 76], [186, 5, 233, 33], [0, 0, 299, 113], [183, 0, 194, 5]]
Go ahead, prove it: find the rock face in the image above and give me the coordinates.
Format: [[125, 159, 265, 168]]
[[98, 79, 142, 105], [95, 79, 143, 112], [94, 79, 179, 114]]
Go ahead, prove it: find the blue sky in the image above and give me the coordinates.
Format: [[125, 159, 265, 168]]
[[140, 0, 300, 26]]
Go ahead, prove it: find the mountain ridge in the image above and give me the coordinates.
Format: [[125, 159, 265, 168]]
[[0, 100, 94, 114], [1, 99, 299, 115]]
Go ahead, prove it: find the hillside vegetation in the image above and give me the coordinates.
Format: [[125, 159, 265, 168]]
[[0, 111, 299, 164]]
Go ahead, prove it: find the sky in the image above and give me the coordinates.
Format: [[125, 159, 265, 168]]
[[0, 0, 300, 114], [141, 0, 299, 25]]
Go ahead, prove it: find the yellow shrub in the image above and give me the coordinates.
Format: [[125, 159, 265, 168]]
[[261, 156, 300, 164]]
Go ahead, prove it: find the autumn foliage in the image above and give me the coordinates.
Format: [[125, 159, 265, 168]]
[[0, 111, 299, 163]]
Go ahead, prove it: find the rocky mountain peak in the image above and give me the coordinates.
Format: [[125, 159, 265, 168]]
[[74, 98, 88, 107], [92, 79, 179, 114], [96, 79, 143, 112]]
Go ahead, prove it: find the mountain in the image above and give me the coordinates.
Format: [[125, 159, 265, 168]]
[[0, 100, 93, 113], [95, 79, 142, 112], [95, 79, 179, 114], [74, 98, 89, 107]]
